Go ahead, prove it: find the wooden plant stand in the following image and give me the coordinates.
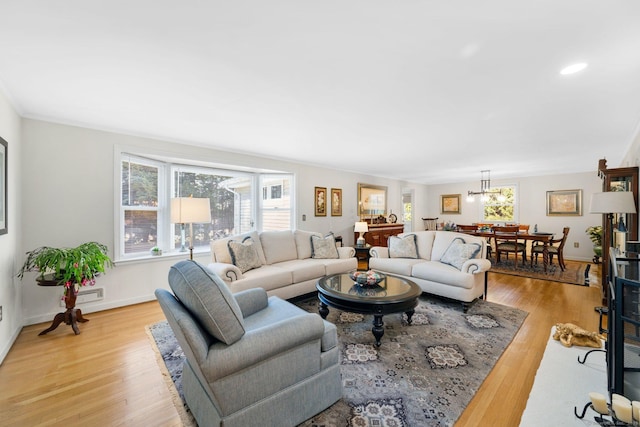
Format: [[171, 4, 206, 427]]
[[37, 279, 89, 335]]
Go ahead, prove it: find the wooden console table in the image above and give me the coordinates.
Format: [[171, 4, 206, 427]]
[[354, 223, 404, 247]]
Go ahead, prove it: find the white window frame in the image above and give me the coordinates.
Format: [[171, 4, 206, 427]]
[[480, 183, 519, 223], [115, 148, 294, 261]]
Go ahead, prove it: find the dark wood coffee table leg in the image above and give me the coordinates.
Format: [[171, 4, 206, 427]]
[[372, 314, 384, 347], [318, 301, 329, 319], [405, 309, 415, 325]]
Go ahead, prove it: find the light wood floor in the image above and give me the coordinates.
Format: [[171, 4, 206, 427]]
[[0, 261, 604, 427]]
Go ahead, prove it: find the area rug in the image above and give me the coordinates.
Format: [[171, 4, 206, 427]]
[[490, 258, 591, 286], [520, 327, 607, 427], [147, 295, 527, 426]]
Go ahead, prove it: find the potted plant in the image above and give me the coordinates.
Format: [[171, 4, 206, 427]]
[[585, 226, 603, 263], [150, 246, 162, 256], [17, 241, 114, 294], [17, 241, 114, 335]]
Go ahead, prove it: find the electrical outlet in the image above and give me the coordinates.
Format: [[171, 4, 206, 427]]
[[574, 242, 579, 248]]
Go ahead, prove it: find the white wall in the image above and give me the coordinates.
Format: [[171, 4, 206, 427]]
[[9, 114, 635, 361], [0, 89, 22, 363], [425, 172, 603, 261], [19, 119, 428, 326]]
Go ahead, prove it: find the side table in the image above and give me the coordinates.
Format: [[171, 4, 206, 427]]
[[354, 244, 372, 269]]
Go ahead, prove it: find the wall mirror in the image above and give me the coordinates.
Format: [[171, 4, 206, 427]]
[[358, 183, 387, 218]]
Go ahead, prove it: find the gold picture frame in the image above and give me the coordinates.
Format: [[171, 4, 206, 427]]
[[358, 183, 387, 217], [546, 189, 583, 216], [331, 188, 342, 216], [441, 194, 461, 214], [315, 186, 327, 216]]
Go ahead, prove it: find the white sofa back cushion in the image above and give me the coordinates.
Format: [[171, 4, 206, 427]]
[[432, 231, 485, 261], [260, 230, 298, 264], [294, 230, 322, 259], [212, 231, 266, 265], [399, 231, 435, 261]]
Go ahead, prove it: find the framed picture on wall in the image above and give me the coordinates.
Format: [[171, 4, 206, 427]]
[[546, 189, 583, 216], [0, 136, 7, 235], [315, 186, 327, 216], [441, 194, 461, 214], [331, 188, 342, 216]]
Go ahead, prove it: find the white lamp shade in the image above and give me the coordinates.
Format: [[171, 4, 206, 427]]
[[171, 197, 212, 223], [354, 221, 369, 233], [589, 192, 637, 214]]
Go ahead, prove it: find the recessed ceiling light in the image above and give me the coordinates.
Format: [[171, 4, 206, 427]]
[[560, 63, 588, 75]]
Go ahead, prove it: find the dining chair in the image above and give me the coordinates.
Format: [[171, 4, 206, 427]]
[[531, 227, 570, 271], [492, 225, 527, 267], [456, 224, 478, 233]]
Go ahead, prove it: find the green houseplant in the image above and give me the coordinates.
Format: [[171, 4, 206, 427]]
[[585, 225, 603, 263], [17, 241, 114, 295]]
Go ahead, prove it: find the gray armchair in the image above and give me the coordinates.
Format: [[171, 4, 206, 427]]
[[155, 260, 341, 427]]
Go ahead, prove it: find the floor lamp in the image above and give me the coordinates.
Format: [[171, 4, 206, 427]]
[[590, 191, 637, 254], [171, 197, 212, 260]]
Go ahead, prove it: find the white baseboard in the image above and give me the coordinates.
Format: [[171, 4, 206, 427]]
[[0, 324, 23, 366], [23, 294, 157, 326]]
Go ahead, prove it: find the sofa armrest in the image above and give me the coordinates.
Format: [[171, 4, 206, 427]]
[[207, 262, 243, 282], [338, 246, 355, 258], [461, 258, 492, 274], [233, 288, 269, 318], [203, 313, 325, 380], [369, 246, 389, 258]]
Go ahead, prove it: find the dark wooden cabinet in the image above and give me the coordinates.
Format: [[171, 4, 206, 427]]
[[598, 159, 639, 304], [355, 223, 405, 247]]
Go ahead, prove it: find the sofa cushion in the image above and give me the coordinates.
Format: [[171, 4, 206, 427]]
[[369, 257, 424, 276], [273, 259, 326, 283], [227, 265, 294, 294], [322, 257, 359, 276], [412, 261, 477, 289], [228, 237, 263, 273], [260, 230, 298, 264], [294, 230, 322, 259], [311, 233, 339, 259], [168, 260, 245, 345], [212, 231, 267, 265], [440, 237, 482, 270], [388, 234, 419, 258]]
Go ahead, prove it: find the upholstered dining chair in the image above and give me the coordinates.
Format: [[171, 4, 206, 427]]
[[155, 260, 342, 427], [531, 227, 570, 271], [492, 225, 527, 267]]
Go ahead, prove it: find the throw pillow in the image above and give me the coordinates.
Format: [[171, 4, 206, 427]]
[[440, 237, 481, 270], [228, 237, 263, 273], [168, 260, 245, 345], [389, 234, 419, 258], [311, 233, 339, 259]]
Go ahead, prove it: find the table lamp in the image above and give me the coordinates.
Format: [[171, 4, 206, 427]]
[[354, 221, 368, 246], [589, 191, 636, 252], [171, 197, 212, 260]]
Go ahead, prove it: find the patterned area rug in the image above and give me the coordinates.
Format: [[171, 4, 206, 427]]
[[490, 258, 591, 286], [147, 295, 527, 426]]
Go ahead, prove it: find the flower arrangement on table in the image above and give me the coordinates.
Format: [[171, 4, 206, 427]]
[[17, 241, 114, 297], [349, 269, 385, 286]]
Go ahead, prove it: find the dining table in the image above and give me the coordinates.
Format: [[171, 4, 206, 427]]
[[459, 229, 555, 272]]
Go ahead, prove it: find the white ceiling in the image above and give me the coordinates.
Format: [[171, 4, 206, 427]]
[[1, 1, 640, 184]]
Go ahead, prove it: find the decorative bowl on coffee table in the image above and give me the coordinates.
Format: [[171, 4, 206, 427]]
[[349, 269, 385, 286]]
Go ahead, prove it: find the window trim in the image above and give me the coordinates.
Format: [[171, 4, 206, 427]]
[[115, 146, 294, 261], [480, 183, 519, 223]]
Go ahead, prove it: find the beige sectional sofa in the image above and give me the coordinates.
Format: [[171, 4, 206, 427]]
[[207, 230, 357, 300], [369, 230, 491, 311]]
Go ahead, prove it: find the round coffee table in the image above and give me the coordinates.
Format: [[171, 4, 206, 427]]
[[316, 272, 422, 346]]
